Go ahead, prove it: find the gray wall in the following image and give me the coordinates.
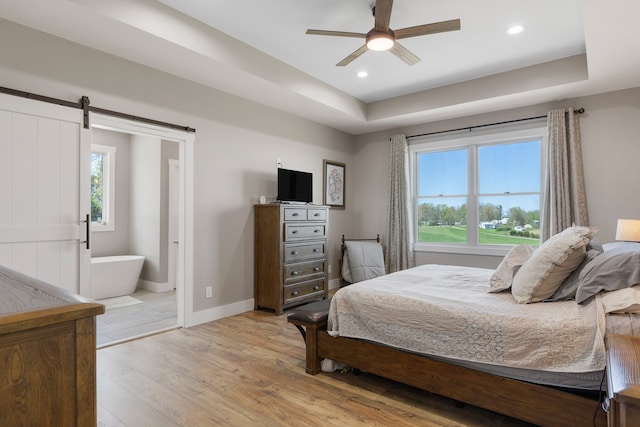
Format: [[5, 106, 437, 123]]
[[3, 18, 637, 316], [90, 128, 131, 257], [129, 135, 162, 283], [91, 131, 178, 285], [0, 19, 355, 313], [352, 87, 640, 269]]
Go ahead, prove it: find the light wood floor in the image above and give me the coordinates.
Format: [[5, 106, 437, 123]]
[[97, 309, 534, 426]]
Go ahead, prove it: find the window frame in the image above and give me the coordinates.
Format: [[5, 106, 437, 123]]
[[409, 125, 547, 256], [91, 143, 116, 232]]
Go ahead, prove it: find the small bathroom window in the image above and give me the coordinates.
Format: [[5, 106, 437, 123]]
[[91, 144, 116, 232]]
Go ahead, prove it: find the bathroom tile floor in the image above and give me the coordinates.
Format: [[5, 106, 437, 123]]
[[96, 289, 177, 347]]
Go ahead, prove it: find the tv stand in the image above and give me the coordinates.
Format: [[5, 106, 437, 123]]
[[276, 201, 310, 205]]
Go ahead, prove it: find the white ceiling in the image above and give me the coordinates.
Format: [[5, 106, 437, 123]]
[[1, 0, 639, 135], [156, 0, 586, 103]]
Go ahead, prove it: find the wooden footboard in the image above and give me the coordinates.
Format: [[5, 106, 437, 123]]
[[311, 328, 607, 427]]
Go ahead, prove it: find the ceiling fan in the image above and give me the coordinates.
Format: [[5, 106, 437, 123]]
[[306, 0, 460, 66]]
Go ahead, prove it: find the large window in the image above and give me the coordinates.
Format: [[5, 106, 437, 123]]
[[91, 144, 116, 232], [410, 126, 546, 254]]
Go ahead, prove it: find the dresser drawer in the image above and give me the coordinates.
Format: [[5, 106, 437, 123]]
[[283, 260, 325, 283], [284, 278, 326, 304], [284, 208, 308, 221], [306, 209, 327, 221], [283, 242, 325, 263], [284, 224, 326, 241]]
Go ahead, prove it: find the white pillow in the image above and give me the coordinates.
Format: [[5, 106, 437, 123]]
[[489, 244, 534, 293], [600, 285, 640, 313], [511, 226, 596, 303]]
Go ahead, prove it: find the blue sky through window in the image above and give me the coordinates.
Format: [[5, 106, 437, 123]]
[[418, 149, 467, 196], [418, 139, 541, 213]]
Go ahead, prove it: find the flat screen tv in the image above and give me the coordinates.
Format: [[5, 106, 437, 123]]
[[277, 168, 312, 203]]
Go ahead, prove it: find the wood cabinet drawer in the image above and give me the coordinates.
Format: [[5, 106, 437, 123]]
[[283, 260, 325, 283], [306, 209, 327, 221], [283, 242, 325, 263], [284, 224, 326, 241], [284, 208, 308, 221], [606, 334, 640, 427], [284, 278, 326, 304], [255, 204, 329, 314]]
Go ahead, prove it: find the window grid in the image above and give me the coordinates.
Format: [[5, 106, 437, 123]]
[[410, 126, 546, 254]]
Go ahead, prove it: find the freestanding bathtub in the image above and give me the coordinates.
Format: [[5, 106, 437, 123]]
[[90, 255, 145, 300]]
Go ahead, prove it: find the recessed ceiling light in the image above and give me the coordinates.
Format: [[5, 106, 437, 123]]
[[357, 71, 368, 78], [508, 25, 524, 35]]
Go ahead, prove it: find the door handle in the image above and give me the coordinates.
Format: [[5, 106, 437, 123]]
[[82, 214, 90, 250]]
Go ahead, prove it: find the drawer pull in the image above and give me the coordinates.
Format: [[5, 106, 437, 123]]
[[291, 290, 299, 297], [313, 248, 319, 252], [291, 230, 298, 234], [291, 271, 299, 276], [292, 212, 299, 216], [313, 213, 320, 217], [314, 229, 320, 233], [313, 267, 320, 272], [291, 250, 299, 255], [313, 285, 320, 291]]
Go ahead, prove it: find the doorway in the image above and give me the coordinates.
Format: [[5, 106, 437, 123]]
[[90, 113, 194, 345]]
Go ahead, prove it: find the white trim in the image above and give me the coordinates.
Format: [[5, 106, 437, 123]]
[[139, 279, 174, 293], [90, 143, 116, 232], [328, 277, 340, 290], [410, 126, 547, 253], [187, 298, 254, 327], [89, 113, 194, 330]]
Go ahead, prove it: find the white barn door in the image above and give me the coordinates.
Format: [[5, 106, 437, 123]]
[[0, 93, 90, 296]]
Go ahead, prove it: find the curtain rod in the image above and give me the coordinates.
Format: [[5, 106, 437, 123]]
[[406, 107, 585, 140], [0, 86, 196, 133]]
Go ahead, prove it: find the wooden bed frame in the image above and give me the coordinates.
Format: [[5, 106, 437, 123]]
[[299, 317, 608, 427]]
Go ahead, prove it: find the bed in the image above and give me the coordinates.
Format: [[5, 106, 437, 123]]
[[295, 226, 640, 427]]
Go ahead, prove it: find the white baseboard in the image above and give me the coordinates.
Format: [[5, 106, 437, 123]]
[[186, 298, 255, 328], [139, 279, 173, 293], [183, 279, 339, 329]]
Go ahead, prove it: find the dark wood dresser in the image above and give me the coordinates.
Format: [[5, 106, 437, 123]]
[[254, 204, 329, 314], [0, 266, 105, 427]]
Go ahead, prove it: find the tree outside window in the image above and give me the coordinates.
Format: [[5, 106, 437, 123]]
[[90, 144, 116, 231], [411, 127, 546, 250]]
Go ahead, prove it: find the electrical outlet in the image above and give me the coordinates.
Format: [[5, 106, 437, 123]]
[[205, 286, 212, 298], [328, 264, 332, 274]]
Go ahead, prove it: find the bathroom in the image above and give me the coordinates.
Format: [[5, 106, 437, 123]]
[[91, 127, 180, 346]]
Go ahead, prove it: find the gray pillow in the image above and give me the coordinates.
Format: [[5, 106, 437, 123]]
[[576, 243, 640, 304], [546, 238, 604, 301]]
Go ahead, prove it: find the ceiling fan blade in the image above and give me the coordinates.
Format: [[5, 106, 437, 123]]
[[336, 45, 369, 66], [394, 19, 461, 39], [374, 0, 393, 32], [306, 29, 366, 38], [389, 42, 420, 66]]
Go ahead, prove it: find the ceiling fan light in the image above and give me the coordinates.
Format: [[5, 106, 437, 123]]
[[366, 31, 394, 51]]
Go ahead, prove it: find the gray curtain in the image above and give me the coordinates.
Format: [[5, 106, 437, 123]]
[[385, 134, 414, 273], [541, 108, 589, 241]]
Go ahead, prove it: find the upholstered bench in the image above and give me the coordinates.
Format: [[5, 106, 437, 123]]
[[287, 298, 331, 374]]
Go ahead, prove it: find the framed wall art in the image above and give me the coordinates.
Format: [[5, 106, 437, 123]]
[[323, 159, 345, 209]]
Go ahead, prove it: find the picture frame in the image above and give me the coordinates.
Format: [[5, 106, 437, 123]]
[[323, 159, 345, 209]]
